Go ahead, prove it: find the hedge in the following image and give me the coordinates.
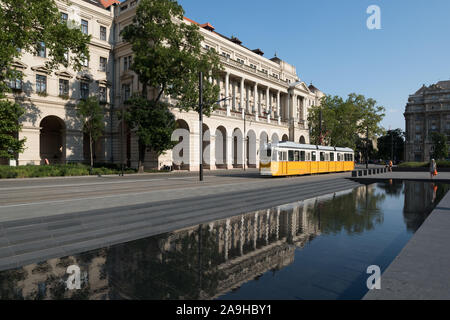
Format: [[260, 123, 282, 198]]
[[398, 161, 450, 168], [0, 164, 137, 179]]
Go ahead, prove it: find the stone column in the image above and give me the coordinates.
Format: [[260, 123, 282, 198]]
[[266, 87, 271, 123], [232, 81, 236, 111], [225, 72, 230, 116], [254, 83, 258, 121], [226, 133, 233, 169], [240, 78, 245, 118], [277, 91, 281, 125], [18, 127, 41, 165], [209, 133, 216, 170]]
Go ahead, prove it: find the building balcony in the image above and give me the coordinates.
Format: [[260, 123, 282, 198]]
[[219, 56, 289, 86]]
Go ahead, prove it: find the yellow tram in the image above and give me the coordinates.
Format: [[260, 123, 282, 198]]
[[259, 142, 355, 177]]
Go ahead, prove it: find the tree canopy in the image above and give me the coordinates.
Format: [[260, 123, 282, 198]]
[[377, 129, 405, 161], [120, 0, 223, 171], [308, 93, 385, 150], [77, 97, 105, 169], [430, 131, 448, 160]]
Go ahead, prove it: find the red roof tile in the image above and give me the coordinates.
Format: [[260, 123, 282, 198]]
[[99, 0, 120, 8]]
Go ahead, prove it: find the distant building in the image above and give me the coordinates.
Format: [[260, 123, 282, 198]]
[[404, 81, 450, 162]]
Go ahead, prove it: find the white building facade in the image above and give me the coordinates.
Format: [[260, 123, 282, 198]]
[[6, 0, 324, 171]]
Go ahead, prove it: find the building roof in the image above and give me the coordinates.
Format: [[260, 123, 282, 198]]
[[437, 80, 450, 89], [99, 0, 120, 8], [414, 80, 450, 94], [308, 84, 320, 93]]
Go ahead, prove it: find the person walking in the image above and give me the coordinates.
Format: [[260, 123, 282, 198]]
[[430, 159, 437, 179]]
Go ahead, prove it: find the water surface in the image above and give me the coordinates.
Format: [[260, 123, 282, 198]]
[[0, 180, 447, 300]]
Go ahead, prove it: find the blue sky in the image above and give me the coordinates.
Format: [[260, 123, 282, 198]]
[[127, 0, 450, 131]]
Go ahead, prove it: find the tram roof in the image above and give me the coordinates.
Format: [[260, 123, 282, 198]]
[[273, 142, 353, 152], [274, 142, 317, 150]]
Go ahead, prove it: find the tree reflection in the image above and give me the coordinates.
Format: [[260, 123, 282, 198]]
[[309, 185, 386, 235]]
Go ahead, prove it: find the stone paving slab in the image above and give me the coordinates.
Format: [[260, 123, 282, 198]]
[[364, 188, 450, 300]]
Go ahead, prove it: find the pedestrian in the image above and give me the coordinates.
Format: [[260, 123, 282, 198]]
[[389, 160, 393, 172], [430, 159, 437, 179]]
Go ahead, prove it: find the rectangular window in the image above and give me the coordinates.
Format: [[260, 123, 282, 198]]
[[61, 12, 68, 24], [312, 151, 316, 161], [59, 79, 69, 96], [123, 56, 132, 71], [320, 152, 325, 161], [100, 57, 107, 72], [288, 150, 294, 162], [37, 42, 46, 58], [9, 78, 22, 90], [294, 151, 300, 161], [330, 152, 335, 161], [100, 26, 107, 41], [122, 83, 131, 101], [300, 151, 305, 161], [81, 19, 89, 35], [36, 75, 47, 93], [99, 86, 107, 102], [80, 82, 89, 99]]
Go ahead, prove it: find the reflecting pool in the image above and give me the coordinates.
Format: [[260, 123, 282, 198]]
[[0, 180, 448, 300]]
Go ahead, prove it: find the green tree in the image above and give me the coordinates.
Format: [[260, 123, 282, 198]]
[[123, 96, 177, 169], [120, 0, 222, 172], [0, 0, 91, 162], [308, 93, 385, 150], [76, 97, 105, 170], [377, 129, 405, 161], [430, 132, 448, 160], [0, 101, 25, 161]]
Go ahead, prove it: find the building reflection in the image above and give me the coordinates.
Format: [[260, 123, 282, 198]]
[[403, 181, 449, 232], [0, 181, 442, 300]]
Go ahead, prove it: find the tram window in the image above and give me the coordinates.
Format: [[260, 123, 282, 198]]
[[320, 152, 325, 161], [288, 150, 294, 161], [312, 152, 316, 161], [300, 151, 306, 161], [350, 154, 353, 161], [337, 153, 342, 161], [272, 151, 277, 161], [330, 153, 335, 161], [294, 151, 300, 161], [278, 151, 287, 161]]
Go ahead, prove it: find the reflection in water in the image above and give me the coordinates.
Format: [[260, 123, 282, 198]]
[[0, 181, 448, 300]]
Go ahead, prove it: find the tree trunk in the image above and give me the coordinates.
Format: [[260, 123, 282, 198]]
[[138, 140, 146, 173], [89, 132, 93, 174]]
